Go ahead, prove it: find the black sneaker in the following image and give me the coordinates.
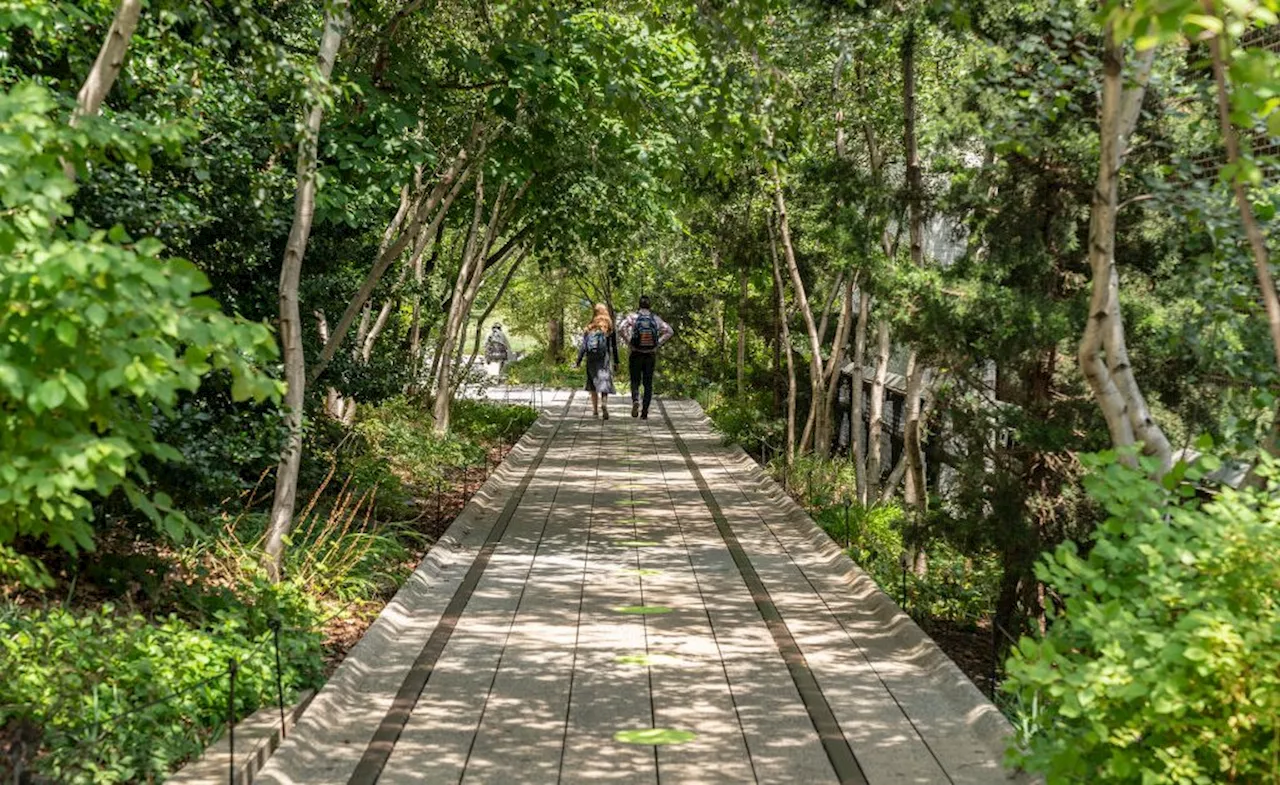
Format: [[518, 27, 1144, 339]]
[[640, 410, 648, 420], [631, 401, 639, 418], [602, 407, 609, 420]]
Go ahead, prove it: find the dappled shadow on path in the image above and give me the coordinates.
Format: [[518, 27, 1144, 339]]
[[260, 397, 1020, 785]]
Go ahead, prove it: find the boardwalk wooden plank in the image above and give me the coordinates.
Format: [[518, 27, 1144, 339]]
[[258, 391, 1018, 785], [255, 409, 566, 785], [378, 414, 586, 785], [559, 425, 658, 785]]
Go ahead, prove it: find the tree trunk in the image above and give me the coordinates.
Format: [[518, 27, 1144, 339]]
[[461, 246, 527, 382], [434, 179, 516, 432], [264, 2, 348, 582], [851, 289, 869, 504], [879, 371, 945, 504], [65, 0, 142, 179], [800, 272, 848, 452], [769, 213, 797, 464], [737, 263, 748, 397], [1203, 8, 1280, 463], [361, 299, 394, 362], [315, 310, 345, 420], [771, 165, 825, 459], [1078, 32, 1168, 471], [901, 23, 932, 525], [309, 141, 474, 385], [867, 320, 890, 502], [903, 352, 928, 508], [433, 174, 490, 431], [713, 247, 727, 364], [812, 276, 854, 458]]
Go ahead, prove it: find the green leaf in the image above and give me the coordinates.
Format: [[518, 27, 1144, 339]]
[[34, 379, 66, 411], [54, 320, 77, 347], [613, 728, 697, 745]]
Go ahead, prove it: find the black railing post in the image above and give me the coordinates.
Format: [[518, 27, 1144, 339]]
[[228, 657, 238, 785], [899, 553, 909, 613], [843, 498, 852, 550], [272, 619, 286, 738]]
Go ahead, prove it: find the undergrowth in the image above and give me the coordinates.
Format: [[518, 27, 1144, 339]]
[[1, 396, 537, 783]]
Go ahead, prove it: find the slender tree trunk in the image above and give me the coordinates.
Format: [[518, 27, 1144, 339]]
[[64, 0, 142, 179], [867, 320, 890, 502], [900, 23, 932, 527], [1078, 32, 1167, 470], [879, 370, 945, 504], [772, 259, 783, 414], [461, 246, 527, 382], [713, 247, 727, 364], [769, 213, 797, 464], [812, 277, 854, 457], [434, 221, 487, 429], [265, 2, 348, 582], [851, 289, 869, 503], [309, 141, 474, 385], [361, 299, 394, 362], [1203, 9, 1280, 464], [799, 271, 848, 451], [771, 165, 825, 458], [737, 263, 748, 396], [434, 180, 515, 431], [408, 220, 447, 390], [315, 310, 344, 420], [903, 353, 928, 507]]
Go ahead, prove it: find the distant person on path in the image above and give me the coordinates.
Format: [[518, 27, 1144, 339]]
[[484, 323, 512, 378], [617, 295, 673, 420], [576, 303, 620, 419]]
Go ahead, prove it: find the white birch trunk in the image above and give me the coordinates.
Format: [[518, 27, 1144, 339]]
[[265, 2, 349, 581], [769, 215, 797, 464], [866, 320, 890, 502], [771, 165, 825, 458], [851, 289, 869, 504], [1078, 32, 1166, 469], [64, 0, 142, 179]]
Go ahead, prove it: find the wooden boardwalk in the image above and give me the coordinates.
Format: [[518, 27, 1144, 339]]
[[258, 394, 1019, 785]]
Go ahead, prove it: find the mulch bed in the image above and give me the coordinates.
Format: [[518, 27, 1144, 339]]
[[917, 617, 1000, 700]]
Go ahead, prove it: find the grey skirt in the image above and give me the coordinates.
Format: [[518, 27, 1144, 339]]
[[583, 355, 616, 394]]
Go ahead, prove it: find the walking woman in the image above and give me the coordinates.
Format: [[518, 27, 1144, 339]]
[[575, 303, 620, 419]]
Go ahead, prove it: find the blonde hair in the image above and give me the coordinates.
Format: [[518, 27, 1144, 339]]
[[586, 303, 612, 333]]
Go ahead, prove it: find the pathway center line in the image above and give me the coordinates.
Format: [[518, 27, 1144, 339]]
[[347, 391, 576, 785], [655, 400, 869, 785]]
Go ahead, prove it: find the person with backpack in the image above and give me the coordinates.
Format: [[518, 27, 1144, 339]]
[[575, 303, 620, 419], [484, 323, 512, 377], [616, 295, 673, 420]]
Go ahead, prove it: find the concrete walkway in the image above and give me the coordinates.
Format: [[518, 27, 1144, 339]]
[[258, 395, 1020, 785]]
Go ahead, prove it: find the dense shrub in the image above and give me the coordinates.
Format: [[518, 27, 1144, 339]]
[[707, 391, 783, 458], [451, 398, 539, 443], [1004, 454, 1280, 783], [0, 584, 324, 784]]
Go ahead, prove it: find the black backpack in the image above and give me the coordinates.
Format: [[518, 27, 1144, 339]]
[[485, 335, 506, 361], [584, 329, 608, 359], [632, 313, 659, 350]]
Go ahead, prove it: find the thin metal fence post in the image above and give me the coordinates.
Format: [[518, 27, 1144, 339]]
[[435, 480, 443, 525], [272, 619, 286, 739], [899, 554, 909, 613], [843, 498, 851, 550], [228, 658, 238, 785]]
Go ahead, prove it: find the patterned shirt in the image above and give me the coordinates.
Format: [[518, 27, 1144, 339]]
[[616, 309, 674, 352]]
